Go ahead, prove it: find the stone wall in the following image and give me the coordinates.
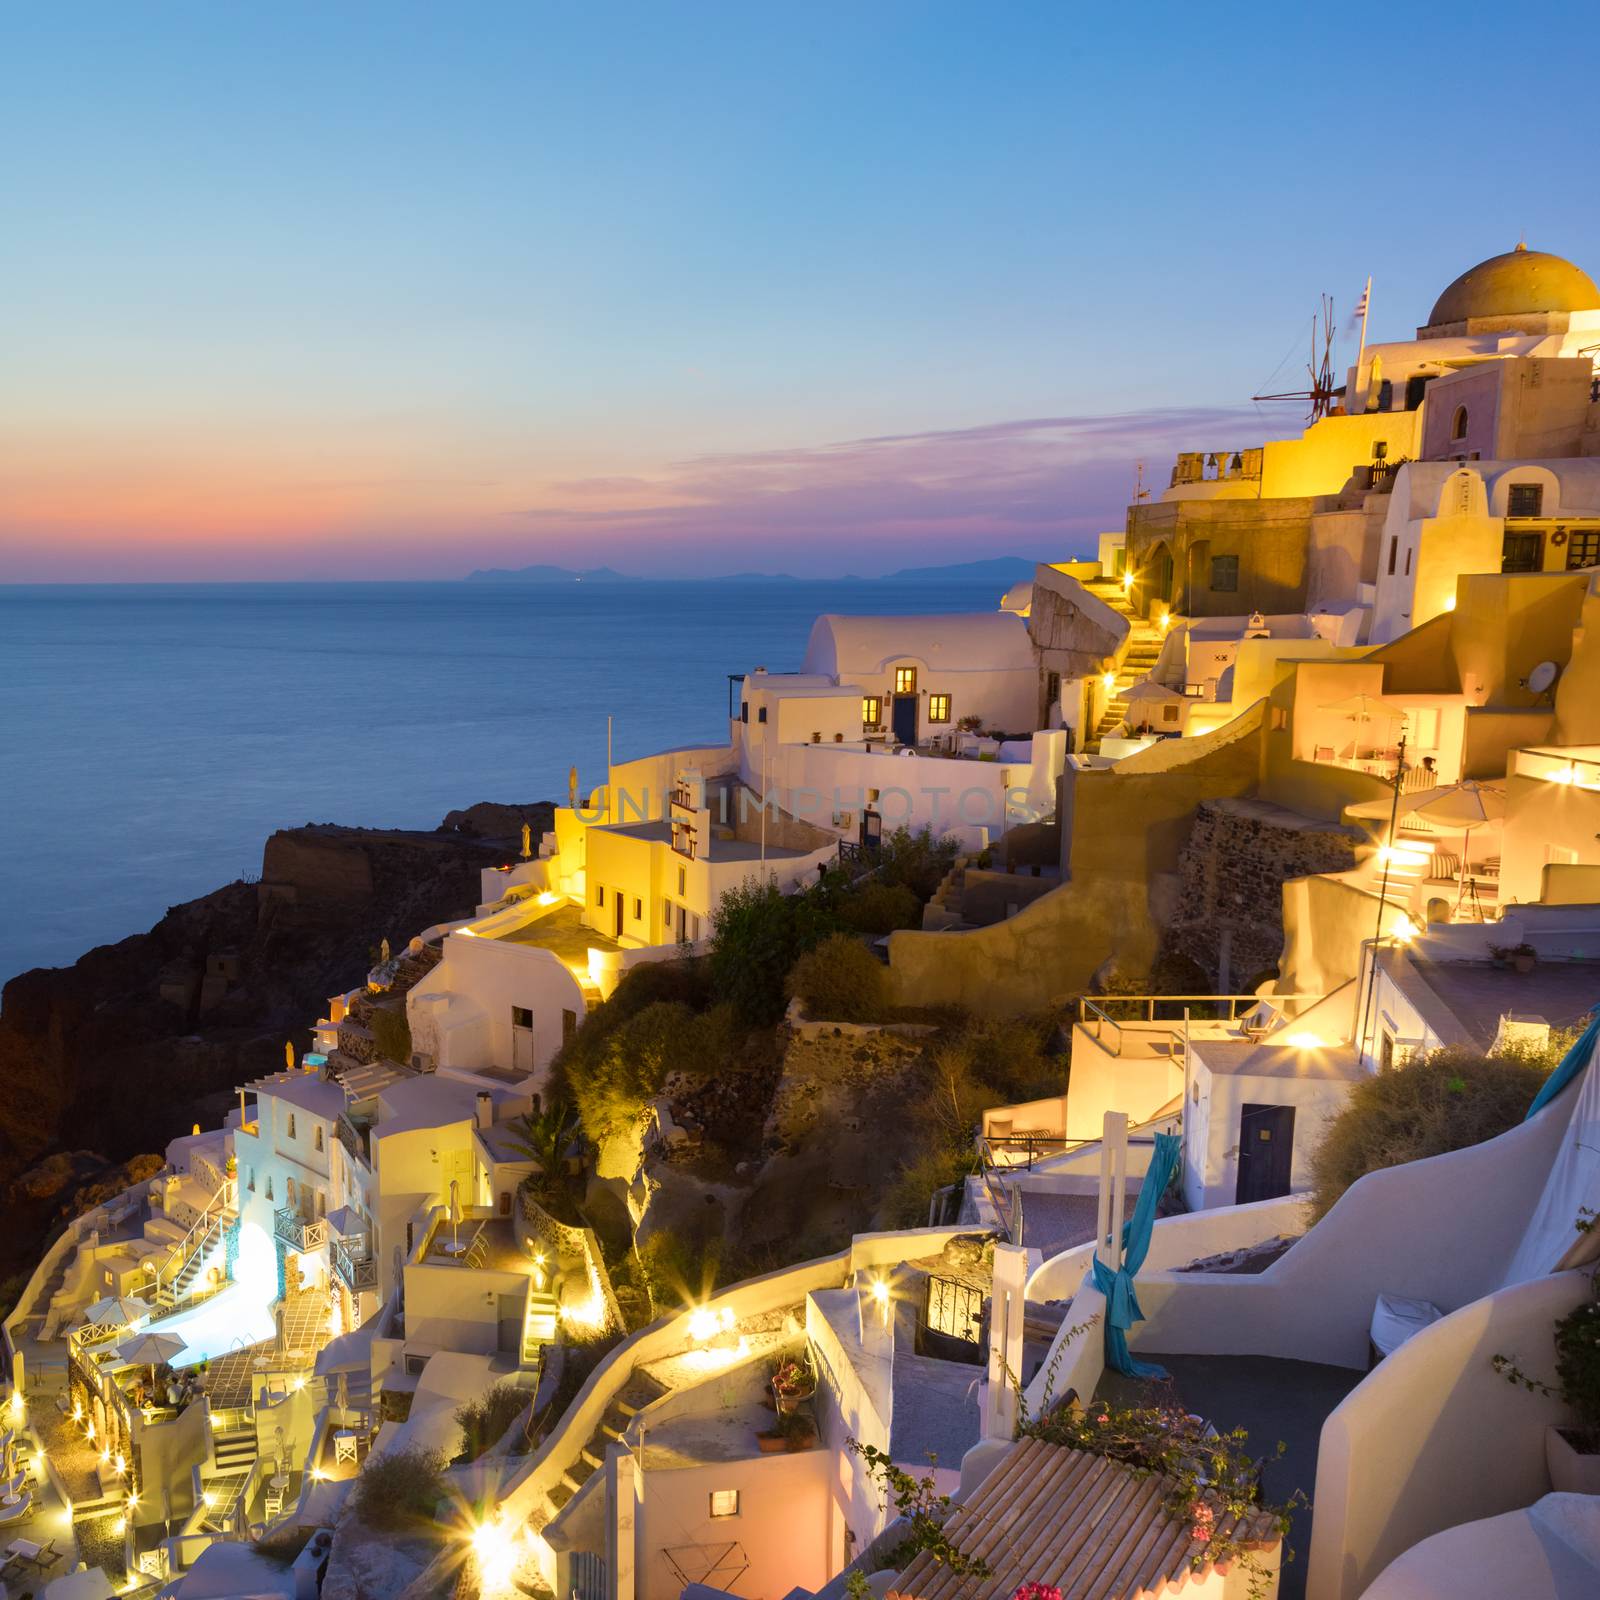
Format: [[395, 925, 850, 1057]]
[[1167, 796, 1361, 989]]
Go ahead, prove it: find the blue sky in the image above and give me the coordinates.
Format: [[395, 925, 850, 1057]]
[[2, 0, 1595, 578]]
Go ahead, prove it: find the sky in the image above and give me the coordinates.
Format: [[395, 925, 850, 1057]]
[[2, 0, 1596, 581]]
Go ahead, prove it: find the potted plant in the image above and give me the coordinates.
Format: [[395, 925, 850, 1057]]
[[1488, 941, 1537, 974], [1493, 1280, 1600, 1493], [770, 1354, 816, 1416], [755, 1426, 787, 1453], [776, 1409, 816, 1451]]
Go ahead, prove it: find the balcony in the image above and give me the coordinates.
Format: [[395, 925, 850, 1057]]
[[274, 1207, 329, 1253], [334, 1111, 371, 1165], [331, 1235, 378, 1293]]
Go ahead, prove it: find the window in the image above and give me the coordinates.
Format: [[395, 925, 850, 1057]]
[[265, 1178, 273, 1201], [1387, 536, 1399, 576], [562, 1008, 578, 1044], [1566, 530, 1600, 570], [247, 1169, 256, 1194], [1404, 548, 1412, 576], [663, 898, 673, 927], [709, 1490, 740, 1519], [596, 885, 605, 907], [1451, 406, 1469, 441], [739, 702, 748, 723], [633, 897, 643, 920], [314, 1124, 324, 1152], [512, 1006, 533, 1029], [757, 706, 767, 723], [1502, 531, 1544, 573], [861, 695, 881, 727], [1209, 554, 1239, 593], [678, 866, 686, 894], [928, 693, 951, 723], [1507, 483, 1544, 519], [287, 1113, 296, 1140], [1045, 670, 1061, 706], [894, 666, 917, 695], [1404, 374, 1430, 410]]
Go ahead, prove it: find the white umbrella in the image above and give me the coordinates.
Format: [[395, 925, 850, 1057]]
[[116, 1331, 187, 1387], [84, 1295, 151, 1330], [1350, 781, 1507, 917]]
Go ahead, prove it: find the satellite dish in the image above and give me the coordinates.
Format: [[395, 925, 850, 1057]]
[[1527, 660, 1559, 695]]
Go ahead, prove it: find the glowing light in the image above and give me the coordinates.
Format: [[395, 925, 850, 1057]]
[[86, 1420, 96, 1443], [203, 1492, 216, 1508], [1285, 1031, 1323, 1049], [682, 1336, 750, 1372], [7, 1390, 21, 1420], [113, 1516, 127, 1534], [1443, 594, 1457, 611], [233, 1218, 279, 1307], [1122, 571, 1135, 592], [292, 1376, 306, 1392], [560, 1298, 605, 1331], [687, 1307, 720, 1342], [1101, 672, 1117, 692], [1158, 612, 1171, 632], [311, 1466, 328, 1482], [1550, 766, 1577, 785], [870, 1279, 890, 1305], [470, 1514, 517, 1592], [115, 1453, 126, 1475], [1393, 915, 1419, 943], [126, 1491, 140, 1510], [537, 890, 559, 906], [72, 1400, 83, 1422]]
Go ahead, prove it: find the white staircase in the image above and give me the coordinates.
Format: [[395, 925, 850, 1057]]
[[153, 1181, 237, 1308], [522, 1288, 560, 1368]]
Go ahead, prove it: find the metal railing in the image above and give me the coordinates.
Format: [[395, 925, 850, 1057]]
[[335, 1111, 369, 1166], [151, 1179, 236, 1305], [1075, 992, 1324, 1056]]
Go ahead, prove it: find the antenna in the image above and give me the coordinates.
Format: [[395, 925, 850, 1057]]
[[1253, 294, 1340, 423]]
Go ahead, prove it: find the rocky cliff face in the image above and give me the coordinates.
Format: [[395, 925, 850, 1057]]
[[0, 803, 551, 1281]]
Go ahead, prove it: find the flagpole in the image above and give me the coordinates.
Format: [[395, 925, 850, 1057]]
[[1355, 275, 1372, 380]]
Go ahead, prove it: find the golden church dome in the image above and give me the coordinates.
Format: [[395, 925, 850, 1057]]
[[1427, 243, 1600, 327]]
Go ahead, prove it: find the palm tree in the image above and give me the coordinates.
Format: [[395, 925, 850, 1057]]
[[505, 1102, 579, 1178]]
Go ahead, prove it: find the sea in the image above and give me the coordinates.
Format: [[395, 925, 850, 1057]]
[[0, 579, 1005, 987]]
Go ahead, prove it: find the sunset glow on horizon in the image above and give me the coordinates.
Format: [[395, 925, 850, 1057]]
[[3, 0, 1594, 581]]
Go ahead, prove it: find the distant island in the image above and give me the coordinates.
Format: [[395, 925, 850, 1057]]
[[463, 555, 1046, 586]]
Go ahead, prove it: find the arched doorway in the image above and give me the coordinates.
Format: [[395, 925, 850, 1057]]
[[1147, 541, 1174, 606]]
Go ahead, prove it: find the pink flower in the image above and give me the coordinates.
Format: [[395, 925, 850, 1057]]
[[1095, 1413, 1109, 1426], [1190, 1524, 1212, 1544], [1012, 1586, 1063, 1600], [1192, 1503, 1214, 1523]]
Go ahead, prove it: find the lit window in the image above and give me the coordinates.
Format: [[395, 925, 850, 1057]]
[[1507, 483, 1544, 518], [894, 666, 917, 695], [709, 1489, 739, 1518], [862, 695, 881, 727], [928, 694, 951, 723], [1567, 531, 1600, 570]]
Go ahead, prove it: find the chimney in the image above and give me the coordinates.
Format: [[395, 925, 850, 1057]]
[[475, 1092, 493, 1131]]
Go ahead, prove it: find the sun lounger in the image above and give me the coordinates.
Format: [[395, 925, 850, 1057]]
[[0, 1497, 32, 1527]]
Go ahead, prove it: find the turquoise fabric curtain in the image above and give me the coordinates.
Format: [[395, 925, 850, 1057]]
[[1524, 1009, 1600, 1121], [1090, 1130, 1182, 1379]]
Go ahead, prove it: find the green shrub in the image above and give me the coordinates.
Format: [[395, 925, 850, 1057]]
[[709, 878, 838, 1025], [838, 881, 923, 936], [787, 934, 890, 1022], [880, 1144, 971, 1230], [351, 1445, 444, 1528], [455, 1383, 529, 1460], [635, 1226, 723, 1316], [875, 826, 960, 903], [1310, 1046, 1550, 1221], [369, 1006, 412, 1065]]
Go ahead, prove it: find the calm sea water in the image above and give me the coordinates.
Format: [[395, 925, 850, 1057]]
[[0, 580, 1001, 985]]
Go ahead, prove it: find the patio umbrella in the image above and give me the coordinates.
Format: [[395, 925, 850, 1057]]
[[1321, 693, 1404, 758], [83, 1295, 151, 1330], [1350, 781, 1507, 915], [116, 1330, 187, 1387]]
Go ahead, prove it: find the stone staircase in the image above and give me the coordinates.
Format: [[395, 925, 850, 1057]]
[[543, 1372, 667, 1517], [921, 856, 970, 930], [1083, 579, 1167, 752], [522, 1287, 560, 1368]]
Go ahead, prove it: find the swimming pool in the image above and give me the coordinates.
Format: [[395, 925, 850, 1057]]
[[155, 1282, 277, 1366]]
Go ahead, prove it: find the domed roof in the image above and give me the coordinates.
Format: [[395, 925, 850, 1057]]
[[1428, 244, 1600, 327]]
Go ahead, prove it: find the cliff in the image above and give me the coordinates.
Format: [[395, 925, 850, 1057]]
[[0, 802, 551, 1283]]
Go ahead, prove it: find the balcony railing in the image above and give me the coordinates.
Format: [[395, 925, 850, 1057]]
[[332, 1235, 378, 1293], [335, 1111, 370, 1166], [274, 1207, 328, 1253]]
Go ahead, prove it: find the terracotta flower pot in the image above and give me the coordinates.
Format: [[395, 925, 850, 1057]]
[[774, 1383, 815, 1416], [1546, 1426, 1600, 1494], [756, 1432, 787, 1453]]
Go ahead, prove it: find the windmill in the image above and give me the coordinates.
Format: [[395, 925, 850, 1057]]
[[1253, 294, 1340, 423]]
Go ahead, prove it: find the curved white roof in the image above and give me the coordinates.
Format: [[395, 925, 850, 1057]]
[[802, 611, 1035, 679]]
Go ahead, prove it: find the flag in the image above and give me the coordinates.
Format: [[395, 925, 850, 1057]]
[[1347, 279, 1371, 333]]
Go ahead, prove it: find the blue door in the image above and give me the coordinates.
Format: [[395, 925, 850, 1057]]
[[892, 695, 918, 746]]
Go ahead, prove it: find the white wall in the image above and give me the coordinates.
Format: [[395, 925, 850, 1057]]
[[407, 930, 584, 1093], [636, 1447, 831, 1600], [1308, 1271, 1590, 1600]]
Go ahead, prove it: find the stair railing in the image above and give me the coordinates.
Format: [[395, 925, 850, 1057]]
[[152, 1179, 236, 1303]]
